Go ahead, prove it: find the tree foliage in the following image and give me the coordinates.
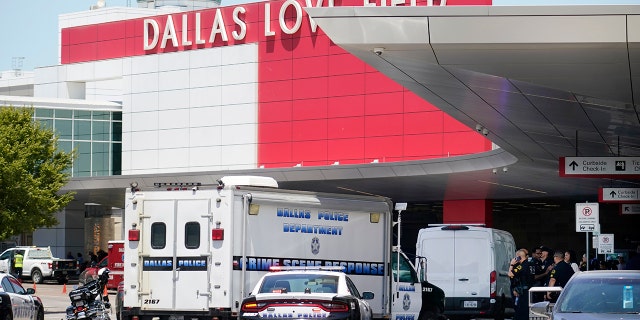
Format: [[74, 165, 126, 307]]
[[0, 106, 75, 240]]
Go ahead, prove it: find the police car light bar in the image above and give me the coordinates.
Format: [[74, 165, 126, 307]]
[[269, 266, 346, 272]]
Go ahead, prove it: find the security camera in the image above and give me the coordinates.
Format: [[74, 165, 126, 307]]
[[482, 128, 489, 136], [373, 47, 384, 56], [475, 124, 482, 132]]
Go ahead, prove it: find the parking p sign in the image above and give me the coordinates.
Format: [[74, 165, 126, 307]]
[[576, 203, 599, 232]]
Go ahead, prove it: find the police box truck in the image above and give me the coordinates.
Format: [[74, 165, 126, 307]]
[[121, 176, 445, 320]]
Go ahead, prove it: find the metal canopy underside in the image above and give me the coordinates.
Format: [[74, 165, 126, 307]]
[[65, 5, 640, 208]]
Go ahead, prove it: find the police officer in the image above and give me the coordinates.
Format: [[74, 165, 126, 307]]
[[546, 250, 575, 302], [509, 249, 533, 320], [13, 250, 24, 279]]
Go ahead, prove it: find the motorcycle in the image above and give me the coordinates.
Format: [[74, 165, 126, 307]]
[[66, 267, 112, 320]]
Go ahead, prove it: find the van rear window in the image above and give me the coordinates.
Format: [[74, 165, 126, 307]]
[[151, 223, 166, 249]]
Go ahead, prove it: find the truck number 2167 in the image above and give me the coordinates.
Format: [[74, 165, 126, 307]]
[[144, 299, 160, 304]]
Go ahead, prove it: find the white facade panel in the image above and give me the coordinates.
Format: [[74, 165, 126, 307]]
[[189, 146, 222, 168], [221, 63, 257, 86], [159, 89, 189, 110], [219, 144, 257, 168], [130, 73, 160, 93], [129, 150, 160, 173], [130, 112, 160, 133], [34, 83, 58, 98], [159, 109, 190, 129], [130, 92, 159, 112], [221, 123, 257, 146], [189, 106, 222, 127], [86, 78, 123, 102], [190, 86, 222, 107], [131, 55, 160, 74], [94, 59, 124, 80], [190, 126, 222, 147], [220, 43, 258, 65], [220, 83, 257, 106], [159, 69, 190, 90], [159, 51, 191, 71], [190, 66, 222, 88], [220, 103, 255, 125], [159, 128, 190, 149], [158, 148, 190, 171], [66, 62, 96, 82], [189, 47, 222, 68]]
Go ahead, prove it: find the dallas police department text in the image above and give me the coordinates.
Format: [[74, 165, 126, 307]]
[[143, 0, 449, 51]]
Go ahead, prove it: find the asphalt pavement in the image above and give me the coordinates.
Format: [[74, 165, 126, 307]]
[[21, 279, 116, 320]]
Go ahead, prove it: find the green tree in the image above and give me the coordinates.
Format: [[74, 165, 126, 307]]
[[0, 106, 75, 240]]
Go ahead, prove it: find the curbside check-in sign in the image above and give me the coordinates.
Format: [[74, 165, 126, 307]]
[[559, 156, 640, 178], [575, 203, 599, 232]]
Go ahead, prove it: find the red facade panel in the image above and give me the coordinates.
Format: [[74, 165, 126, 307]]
[[292, 98, 327, 120], [292, 119, 328, 141], [404, 111, 444, 134], [364, 91, 404, 115], [328, 138, 365, 163], [327, 117, 364, 139], [364, 114, 404, 137]]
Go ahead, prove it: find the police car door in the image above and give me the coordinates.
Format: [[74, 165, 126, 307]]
[[3, 276, 35, 320], [139, 197, 211, 311]]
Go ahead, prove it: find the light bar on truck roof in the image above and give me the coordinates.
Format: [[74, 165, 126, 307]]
[[269, 266, 346, 272]]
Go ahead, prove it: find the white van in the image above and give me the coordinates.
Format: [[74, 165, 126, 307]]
[[415, 225, 516, 320]]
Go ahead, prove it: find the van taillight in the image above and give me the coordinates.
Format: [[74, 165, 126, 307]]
[[128, 229, 140, 241], [212, 228, 224, 240], [490, 270, 496, 297]]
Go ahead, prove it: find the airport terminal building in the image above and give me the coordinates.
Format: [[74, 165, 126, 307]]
[[1, 0, 639, 257]]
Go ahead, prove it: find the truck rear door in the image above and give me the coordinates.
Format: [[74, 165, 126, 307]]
[[139, 198, 212, 311]]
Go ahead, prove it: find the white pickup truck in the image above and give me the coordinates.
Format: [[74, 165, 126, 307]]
[[0, 246, 78, 284]]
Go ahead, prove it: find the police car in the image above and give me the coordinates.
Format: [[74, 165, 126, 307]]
[[240, 267, 373, 320], [0, 271, 44, 320]]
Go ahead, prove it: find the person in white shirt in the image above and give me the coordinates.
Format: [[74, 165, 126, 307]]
[[564, 250, 580, 274]]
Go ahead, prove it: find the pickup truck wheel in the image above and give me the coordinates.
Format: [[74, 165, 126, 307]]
[[31, 269, 44, 284], [4, 311, 13, 320]]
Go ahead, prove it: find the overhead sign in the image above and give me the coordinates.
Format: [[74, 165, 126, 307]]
[[597, 234, 615, 254], [559, 157, 640, 178], [575, 203, 599, 232], [621, 204, 640, 214], [599, 188, 640, 203]]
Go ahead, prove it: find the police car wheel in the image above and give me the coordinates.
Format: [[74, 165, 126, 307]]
[[36, 307, 44, 320]]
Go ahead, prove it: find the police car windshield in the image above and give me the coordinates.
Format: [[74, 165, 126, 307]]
[[557, 277, 639, 314], [259, 274, 338, 294]]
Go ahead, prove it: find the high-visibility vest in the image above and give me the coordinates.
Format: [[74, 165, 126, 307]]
[[14, 254, 23, 268]]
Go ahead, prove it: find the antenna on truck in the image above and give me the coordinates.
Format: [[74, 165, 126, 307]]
[[394, 203, 407, 293]]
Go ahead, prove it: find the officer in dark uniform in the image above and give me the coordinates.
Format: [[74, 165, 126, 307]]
[[546, 250, 575, 302], [509, 249, 534, 320]]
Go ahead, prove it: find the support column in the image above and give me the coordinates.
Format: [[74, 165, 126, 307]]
[[443, 199, 493, 227]]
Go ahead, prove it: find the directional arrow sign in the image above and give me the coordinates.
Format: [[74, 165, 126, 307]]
[[599, 188, 640, 203], [620, 204, 640, 214], [559, 157, 640, 178]]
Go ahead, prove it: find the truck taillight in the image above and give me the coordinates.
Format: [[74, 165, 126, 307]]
[[212, 228, 224, 240], [128, 229, 140, 241], [490, 270, 497, 298]]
